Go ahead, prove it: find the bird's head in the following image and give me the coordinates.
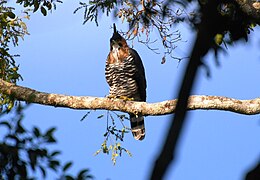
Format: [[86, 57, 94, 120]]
[[110, 24, 128, 52]]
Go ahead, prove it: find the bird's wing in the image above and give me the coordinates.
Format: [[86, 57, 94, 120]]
[[129, 48, 147, 102]]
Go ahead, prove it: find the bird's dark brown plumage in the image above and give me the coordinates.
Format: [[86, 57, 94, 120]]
[[105, 24, 147, 140]]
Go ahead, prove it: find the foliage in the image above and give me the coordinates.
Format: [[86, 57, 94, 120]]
[[0, 104, 93, 179], [0, 0, 62, 112], [0, 1, 94, 178], [15, 0, 63, 16], [0, 0, 95, 178], [0, 0, 63, 85], [81, 111, 132, 165], [75, 0, 258, 62], [207, 1, 256, 58], [0, 1, 29, 111], [74, 0, 189, 62]]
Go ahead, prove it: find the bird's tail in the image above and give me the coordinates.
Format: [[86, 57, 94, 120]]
[[130, 114, 145, 140]]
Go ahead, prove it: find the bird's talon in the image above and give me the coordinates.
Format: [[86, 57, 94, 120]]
[[119, 96, 134, 101]]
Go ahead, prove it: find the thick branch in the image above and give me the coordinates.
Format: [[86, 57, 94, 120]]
[[0, 79, 260, 115]]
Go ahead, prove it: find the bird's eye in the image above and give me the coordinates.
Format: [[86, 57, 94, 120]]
[[118, 42, 123, 47]]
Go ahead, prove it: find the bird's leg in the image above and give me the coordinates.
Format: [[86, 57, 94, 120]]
[[106, 94, 134, 101], [119, 96, 134, 101]]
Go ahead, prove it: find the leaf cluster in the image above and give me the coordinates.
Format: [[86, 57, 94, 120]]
[[0, 0, 63, 112], [75, 0, 259, 62], [0, 104, 93, 179], [75, 0, 189, 61], [188, 1, 258, 60], [212, 2, 256, 45], [74, 0, 119, 25], [0, 1, 28, 82], [0, 1, 30, 112], [91, 111, 132, 165], [15, 0, 63, 16]]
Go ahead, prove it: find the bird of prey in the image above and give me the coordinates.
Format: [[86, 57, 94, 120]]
[[105, 24, 147, 140]]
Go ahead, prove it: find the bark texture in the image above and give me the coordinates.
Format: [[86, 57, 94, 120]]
[[0, 79, 260, 115]]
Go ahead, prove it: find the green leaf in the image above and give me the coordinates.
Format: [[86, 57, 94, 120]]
[[45, 127, 56, 136], [50, 151, 61, 157], [80, 111, 91, 121], [6, 134, 20, 143], [44, 128, 56, 143], [94, 149, 101, 156], [65, 175, 74, 180], [18, 163, 27, 178], [16, 119, 26, 134], [46, 2, 52, 10], [97, 114, 104, 119], [0, 121, 12, 129], [46, 136, 56, 143], [19, 21, 27, 31], [77, 169, 92, 179], [39, 165, 46, 178], [49, 160, 60, 171], [86, 175, 94, 179], [28, 150, 37, 170], [215, 34, 223, 45], [7, 102, 14, 111], [33, 127, 40, 137], [41, 6, 47, 16], [7, 12, 16, 19], [16, 0, 23, 3], [33, 0, 40, 12], [36, 148, 48, 158], [62, 161, 73, 172]]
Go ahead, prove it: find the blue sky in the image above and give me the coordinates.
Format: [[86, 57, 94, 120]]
[[8, 1, 260, 179]]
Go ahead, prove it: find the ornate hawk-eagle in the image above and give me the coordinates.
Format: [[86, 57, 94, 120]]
[[105, 24, 147, 140]]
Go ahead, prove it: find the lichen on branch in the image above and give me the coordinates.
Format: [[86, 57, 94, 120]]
[[0, 79, 260, 116]]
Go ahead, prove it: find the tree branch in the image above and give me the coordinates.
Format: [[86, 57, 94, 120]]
[[0, 79, 260, 115]]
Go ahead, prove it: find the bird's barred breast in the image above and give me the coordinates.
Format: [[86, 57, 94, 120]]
[[105, 55, 138, 98]]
